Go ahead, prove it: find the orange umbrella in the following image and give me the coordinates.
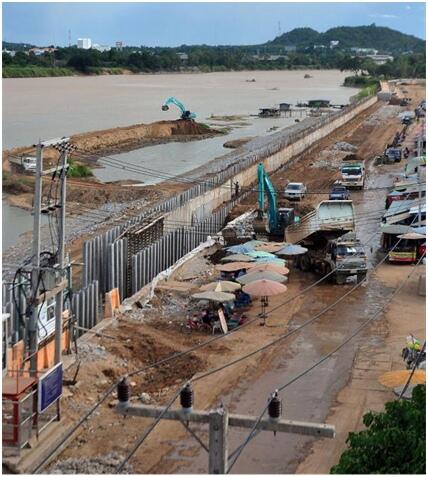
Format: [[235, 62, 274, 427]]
[[242, 279, 288, 297], [246, 263, 290, 275], [215, 262, 254, 272]]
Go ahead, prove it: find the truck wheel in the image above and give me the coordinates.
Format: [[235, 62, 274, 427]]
[[335, 274, 346, 285]]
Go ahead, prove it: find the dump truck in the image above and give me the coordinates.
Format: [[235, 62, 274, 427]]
[[338, 161, 365, 190], [285, 200, 368, 284]]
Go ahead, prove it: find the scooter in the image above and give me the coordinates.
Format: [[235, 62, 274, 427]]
[[402, 335, 426, 369]]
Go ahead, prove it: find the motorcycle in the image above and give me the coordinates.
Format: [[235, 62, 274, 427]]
[[402, 335, 426, 369]]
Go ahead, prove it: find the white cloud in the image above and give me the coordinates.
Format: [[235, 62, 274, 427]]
[[369, 13, 399, 19], [406, 5, 412, 10]]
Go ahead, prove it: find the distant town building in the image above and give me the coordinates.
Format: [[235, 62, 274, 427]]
[[313, 44, 327, 49], [77, 38, 92, 49], [329, 40, 340, 48], [366, 54, 394, 65], [29, 47, 57, 56], [176, 52, 189, 63], [283, 45, 297, 53], [115, 41, 123, 51], [2, 49, 16, 57], [351, 47, 379, 56], [92, 43, 111, 52]]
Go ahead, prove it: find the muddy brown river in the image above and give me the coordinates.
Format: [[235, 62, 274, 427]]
[[2, 70, 357, 249]]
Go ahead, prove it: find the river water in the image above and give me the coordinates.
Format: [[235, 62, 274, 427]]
[[2, 70, 358, 250]]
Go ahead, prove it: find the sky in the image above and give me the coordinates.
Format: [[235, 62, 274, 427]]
[[2, 1, 426, 47]]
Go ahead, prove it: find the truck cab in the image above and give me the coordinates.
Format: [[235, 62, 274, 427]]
[[327, 234, 368, 284], [338, 162, 365, 190]]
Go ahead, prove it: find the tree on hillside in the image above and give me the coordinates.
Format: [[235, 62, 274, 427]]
[[331, 385, 426, 474]]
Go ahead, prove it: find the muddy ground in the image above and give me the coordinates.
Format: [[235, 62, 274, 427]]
[[38, 83, 425, 474]]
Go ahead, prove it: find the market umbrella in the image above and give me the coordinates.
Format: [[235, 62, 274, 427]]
[[200, 281, 241, 292], [191, 291, 236, 303], [243, 279, 288, 319], [254, 257, 287, 266], [221, 254, 255, 263], [246, 263, 290, 275], [247, 251, 277, 259], [253, 242, 287, 253], [243, 240, 265, 249], [237, 271, 288, 285], [276, 244, 308, 256], [378, 370, 426, 388], [397, 232, 426, 240], [225, 244, 254, 254], [215, 262, 254, 272]]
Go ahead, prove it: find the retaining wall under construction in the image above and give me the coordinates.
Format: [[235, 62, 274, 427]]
[[164, 95, 378, 230]]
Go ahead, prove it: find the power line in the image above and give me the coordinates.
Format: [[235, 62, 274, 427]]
[[227, 252, 426, 472]]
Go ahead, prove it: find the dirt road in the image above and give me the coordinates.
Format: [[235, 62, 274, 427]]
[[37, 83, 425, 474]]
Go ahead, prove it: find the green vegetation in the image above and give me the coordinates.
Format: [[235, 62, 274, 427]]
[[331, 385, 426, 474], [3, 25, 425, 79], [268, 24, 425, 53], [3, 65, 74, 78], [68, 161, 93, 178], [3, 172, 34, 194]]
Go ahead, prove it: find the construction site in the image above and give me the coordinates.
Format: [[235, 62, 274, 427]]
[[2, 79, 426, 475]]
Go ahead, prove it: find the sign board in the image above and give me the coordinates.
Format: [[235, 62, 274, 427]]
[[38, 362, 63, 412], [217, 309, 228, 334]]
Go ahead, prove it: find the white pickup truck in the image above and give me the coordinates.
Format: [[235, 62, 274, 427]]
[[284, 182, 307, 201]]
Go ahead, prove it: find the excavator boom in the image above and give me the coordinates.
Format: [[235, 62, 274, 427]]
[[161, 97, 196, 120]]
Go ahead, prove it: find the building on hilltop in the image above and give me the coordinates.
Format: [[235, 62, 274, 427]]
[[115, 41, 123, 51], [366, 54, 394, 65], [330, 40, 340, 48]]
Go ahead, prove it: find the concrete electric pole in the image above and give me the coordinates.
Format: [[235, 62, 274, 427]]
[[115, 383, 335, 473]]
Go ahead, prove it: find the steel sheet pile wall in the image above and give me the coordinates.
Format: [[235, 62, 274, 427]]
[[131, 193, 248, 295], [71, 281, 99, 336]]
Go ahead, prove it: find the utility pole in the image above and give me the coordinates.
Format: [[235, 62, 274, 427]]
[[116, 386, 335, 474], [417, 132, 422, 226], [28, 137, 74, 373], [54, 148, 68, 363], [29, 141, 43, 375]]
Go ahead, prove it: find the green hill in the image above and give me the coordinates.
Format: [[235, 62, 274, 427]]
[[3, 41, 35, 51], [269, 24, 425, 53]]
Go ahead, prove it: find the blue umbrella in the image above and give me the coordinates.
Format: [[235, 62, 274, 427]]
[[255, 257, 287, 266], [226, 244, 253, 254]]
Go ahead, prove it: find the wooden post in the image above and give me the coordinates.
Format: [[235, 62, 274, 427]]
[[209, 408, 228, 474]]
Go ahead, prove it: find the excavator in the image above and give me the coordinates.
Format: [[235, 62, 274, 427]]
[[257, 163, 295, 237], [161, 97, 196, 120]]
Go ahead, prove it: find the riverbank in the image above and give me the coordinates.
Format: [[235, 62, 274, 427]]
[[23, 84, 424, 474]]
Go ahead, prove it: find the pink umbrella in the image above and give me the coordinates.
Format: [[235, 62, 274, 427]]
[[243, 279, 288, 296], [243, 279, 288, 321]]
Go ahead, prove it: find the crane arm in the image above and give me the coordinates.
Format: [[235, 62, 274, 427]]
[[257, 163, 278, 233]]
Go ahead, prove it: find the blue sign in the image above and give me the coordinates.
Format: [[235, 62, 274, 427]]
[[38, 363, 63, 412]]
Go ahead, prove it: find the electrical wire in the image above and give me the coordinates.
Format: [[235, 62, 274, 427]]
[[115, 220, 421, 473], [227, 253, 426, 473]]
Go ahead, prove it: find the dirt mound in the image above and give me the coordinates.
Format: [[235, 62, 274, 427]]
[[3, 120, 220, 169]]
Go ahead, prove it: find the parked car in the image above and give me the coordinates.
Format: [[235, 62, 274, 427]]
[[284, 182, 307, 201], [329, 185, 350, 200]]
